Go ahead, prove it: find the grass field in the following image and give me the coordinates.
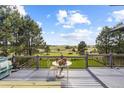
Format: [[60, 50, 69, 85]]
[[35, 45, 79, 56], [34, 45, 97, 56], [36, 52, 78, 56], [39, 58, 105, 69]]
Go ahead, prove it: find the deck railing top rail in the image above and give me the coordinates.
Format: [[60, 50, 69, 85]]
[[14, 54, 124, 58]]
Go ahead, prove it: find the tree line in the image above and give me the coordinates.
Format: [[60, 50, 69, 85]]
[[77, 22, 124, 55], [96, 22, 124, 54], [0, 6, 46, 56]]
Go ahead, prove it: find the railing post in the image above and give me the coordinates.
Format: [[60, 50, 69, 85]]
[[109, 53, 113, 68], [12, 55, 16, 69], [85, 53, 88, 69], [35, 55, 40, 69]]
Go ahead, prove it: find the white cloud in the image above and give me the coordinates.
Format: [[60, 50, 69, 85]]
[[43, 31, 55, 35], [61, 29, 92, 40], [36, 21, 42, 27], [107, 17, 113, 22], [9, 5, 27, 16], [16, 5, 27, 16], [56, 10, 91, 28], [112, 10, 124, 21], [42, 31, 46, 34], [69, 12, 91, 25], [97, 27, 102, 31], [51, 31, 55, 34], [60, 29, 98, 45], [107, 10, 124, 22], [56, 10, 67, 24], [62, 25, 72, 28]]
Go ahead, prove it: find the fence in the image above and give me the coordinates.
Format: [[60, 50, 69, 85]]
[[12, 53, 124, 69], [112, 54, 124, 67]]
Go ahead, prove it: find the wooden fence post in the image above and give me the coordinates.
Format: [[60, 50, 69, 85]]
[[12, 55, 15, 69], [109, 53, 113, 68], [35, 55, 40, 69], [85, 53, 88, 69]]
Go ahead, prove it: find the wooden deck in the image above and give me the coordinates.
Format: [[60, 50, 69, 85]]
[[0, 81, 61, 88], [1, 68, 124, 88]]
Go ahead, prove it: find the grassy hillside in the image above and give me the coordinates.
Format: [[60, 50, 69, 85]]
[[35, 45, 79, 56], [35, 45, 97, 56]]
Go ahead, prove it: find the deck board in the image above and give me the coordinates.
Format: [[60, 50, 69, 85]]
[[0, 81, 61, 88], [1, 68, 124, 88], [89, 67, 124, 88]]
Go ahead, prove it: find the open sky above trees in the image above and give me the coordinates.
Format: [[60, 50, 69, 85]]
[[18, 5, 124, 45]]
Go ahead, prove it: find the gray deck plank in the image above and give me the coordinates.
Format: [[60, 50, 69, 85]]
[[89, 67, 124, 88], [3, 68, 124, 88]]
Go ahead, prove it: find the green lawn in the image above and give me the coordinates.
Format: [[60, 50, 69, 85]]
[[39, 58, 105, 69]]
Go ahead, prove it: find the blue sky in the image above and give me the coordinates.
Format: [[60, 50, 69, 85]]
[[18, 5, 124, 45]]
